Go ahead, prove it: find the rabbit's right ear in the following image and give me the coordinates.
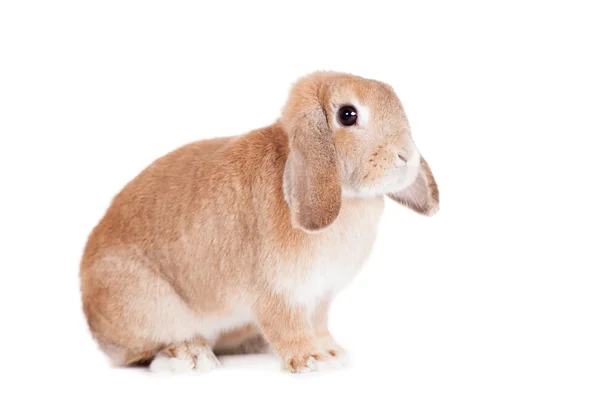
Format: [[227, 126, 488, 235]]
[[281, 77, 342, 233], [388, 156, 439, 216]]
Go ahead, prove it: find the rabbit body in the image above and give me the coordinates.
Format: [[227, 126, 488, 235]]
[[81, 124, 382, 370]]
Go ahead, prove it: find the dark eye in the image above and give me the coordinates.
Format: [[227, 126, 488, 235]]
[[338, 105, 358, 126]]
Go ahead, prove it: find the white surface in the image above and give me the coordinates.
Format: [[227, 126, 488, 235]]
[[1, 1, 599, 399]]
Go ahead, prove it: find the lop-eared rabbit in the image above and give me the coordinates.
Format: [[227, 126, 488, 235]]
[[80, 71, 439, 373]]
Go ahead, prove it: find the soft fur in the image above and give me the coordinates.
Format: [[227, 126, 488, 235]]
[[80, 71, 439, 373]]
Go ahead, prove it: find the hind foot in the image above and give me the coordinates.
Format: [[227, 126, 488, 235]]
[[150, 341, 220, 373]]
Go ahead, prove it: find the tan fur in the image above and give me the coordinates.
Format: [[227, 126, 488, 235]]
[[80, 71, 439, 373]]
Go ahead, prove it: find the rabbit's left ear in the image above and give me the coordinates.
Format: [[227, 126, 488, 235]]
[[388, 156, 439, 216], [281, 77, 342, 233]]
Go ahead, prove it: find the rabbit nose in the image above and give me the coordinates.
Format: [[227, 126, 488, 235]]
[[397, 153, 407, 163]]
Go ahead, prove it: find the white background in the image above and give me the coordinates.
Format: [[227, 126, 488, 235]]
[[1, 1, 599, 399]]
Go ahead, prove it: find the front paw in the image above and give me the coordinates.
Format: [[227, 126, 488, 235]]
[[283, 352, 329, 373], [319, 336, 346, 357], [319, 336, 350, 369]]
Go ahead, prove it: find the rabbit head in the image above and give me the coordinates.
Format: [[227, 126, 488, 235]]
[[281, 71, 439, 233]]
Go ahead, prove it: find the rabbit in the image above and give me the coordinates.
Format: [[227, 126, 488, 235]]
[[80, 71, 439, 373]]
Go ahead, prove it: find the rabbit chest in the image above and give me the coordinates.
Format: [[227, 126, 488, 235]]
[[273, 196, 385, 310]]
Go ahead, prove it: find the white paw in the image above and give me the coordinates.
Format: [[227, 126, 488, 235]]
[[312, 355, 348, 371], [288, 355, 346, 373], [149, 354, 195, 373], [193, 350, 220, 372], [149, 348, 220, 373], [296, 356, 318, 373], [327, 350, 351, 368]]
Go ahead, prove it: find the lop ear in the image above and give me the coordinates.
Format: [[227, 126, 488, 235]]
[[282, 80, 341, 233], [388, 156, 439, 216]]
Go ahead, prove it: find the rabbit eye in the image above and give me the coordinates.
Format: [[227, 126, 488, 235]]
[[338, 105, 358, 126]]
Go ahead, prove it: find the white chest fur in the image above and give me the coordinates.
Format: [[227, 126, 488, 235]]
[[274, 197, 385, 311]]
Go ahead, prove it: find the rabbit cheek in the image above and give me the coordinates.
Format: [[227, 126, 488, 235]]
[[361, 146, 398, 186]]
